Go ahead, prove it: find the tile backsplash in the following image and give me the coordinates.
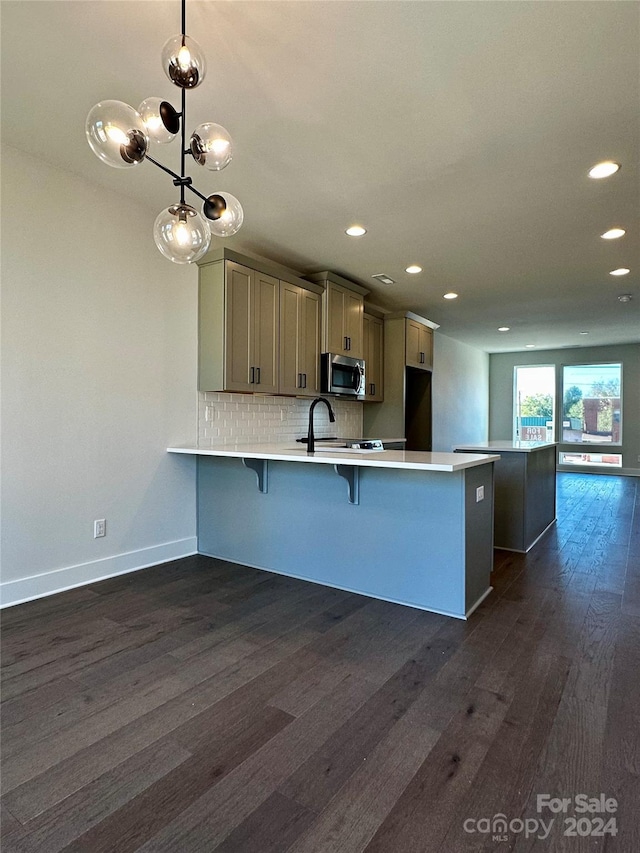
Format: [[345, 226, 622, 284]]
[[198, 392, 363, 446]]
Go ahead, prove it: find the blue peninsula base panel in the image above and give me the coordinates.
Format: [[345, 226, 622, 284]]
[[197, 456, 494, 619]]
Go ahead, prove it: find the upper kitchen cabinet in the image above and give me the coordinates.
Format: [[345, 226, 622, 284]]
[[363, 311, 439, 447], [199, 258, 279, 393], [198, 248, 323, 395], [228, 262, 279, 393], [363, 312, 384, 401], [305, 272, 368, 359], [405, 317, 433, 370], [279, 281, 321, 396]]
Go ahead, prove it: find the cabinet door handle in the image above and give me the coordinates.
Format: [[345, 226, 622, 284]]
[[303, 373, 307, 388], [344, 336, 349, 351], [420, 351, 425, 364], [298, 373, 302, 389], [348, 337, 352, 350], [250, 366, 255, 384], [256, 367, 261, 385], [370, 383, 375, 396]]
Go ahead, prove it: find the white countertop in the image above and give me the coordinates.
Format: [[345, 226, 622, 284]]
[[168, 443, 500, 472], [454, 440, 557, 453]]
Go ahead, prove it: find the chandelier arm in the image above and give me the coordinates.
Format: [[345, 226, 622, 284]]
[[145, 154, 182, 182], [185, 184, 208, 204]]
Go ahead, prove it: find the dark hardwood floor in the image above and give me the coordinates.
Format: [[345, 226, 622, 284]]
[[1, 472, 638, 852]]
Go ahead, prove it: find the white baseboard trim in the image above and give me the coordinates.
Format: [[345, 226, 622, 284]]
[[0, 538, 198, 608]]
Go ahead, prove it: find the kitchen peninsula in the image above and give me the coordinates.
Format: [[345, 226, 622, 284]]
[[454, 440, 556, 552], [168, 444, 499, 619]]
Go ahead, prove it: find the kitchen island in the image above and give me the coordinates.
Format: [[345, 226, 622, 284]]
[[168, 444, 499, 619], [454, 440, 556, 552]]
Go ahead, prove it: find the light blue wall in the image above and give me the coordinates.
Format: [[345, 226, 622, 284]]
[[489, 343, 640, 476], [432, 334, 489, 452], [197, 456, 493, 618]]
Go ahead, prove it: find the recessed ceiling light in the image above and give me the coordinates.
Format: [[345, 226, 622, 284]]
[[498, 326, 510, 332], [345, 225, 366, 237], [601, 228, 625, 240], [443, 292, 458, 299], [579, 331, 589, 335], [618, 294, 632, 303], [610, 268, 630, 276], [588, 161, 621, 179], [405, 265, 422, 274], [525, 344, 536, 348]]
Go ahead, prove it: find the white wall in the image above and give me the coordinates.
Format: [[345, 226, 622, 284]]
[[1, 147, 199, 606], [432, 333, 489, 452]]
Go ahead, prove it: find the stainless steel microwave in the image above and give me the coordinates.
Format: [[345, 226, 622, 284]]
[[321, 353, 366, 398]]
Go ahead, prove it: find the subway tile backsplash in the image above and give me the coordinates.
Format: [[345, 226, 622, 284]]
[[198, 392, 363, 446]]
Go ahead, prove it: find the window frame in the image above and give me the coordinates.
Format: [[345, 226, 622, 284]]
[[560, 362, 623, 448], [512, 363, 556, 443]]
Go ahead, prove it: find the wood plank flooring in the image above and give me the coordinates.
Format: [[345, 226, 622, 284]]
[[1, 472, 638, 852]]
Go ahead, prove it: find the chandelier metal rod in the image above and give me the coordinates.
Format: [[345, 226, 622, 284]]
[[180, 87, 187, 205], [145, 153, 210, 205], [145, 153, 182, 182], [180, 0, 188, 203]]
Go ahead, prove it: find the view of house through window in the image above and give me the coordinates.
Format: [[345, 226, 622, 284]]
[[562, 363, 622, 444], [513, 365, 555, 442]]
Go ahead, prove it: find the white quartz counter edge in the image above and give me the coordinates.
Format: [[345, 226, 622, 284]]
[[454, 441, 556, 453], [168, 444, 500, 472]]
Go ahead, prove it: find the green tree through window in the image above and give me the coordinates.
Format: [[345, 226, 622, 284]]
[[520, 393, 553, 419]]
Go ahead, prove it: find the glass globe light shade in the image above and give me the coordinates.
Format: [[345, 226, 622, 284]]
[[203, 192, 244, 237], [86, 100, 148, 168], [162, 34, 206, 89], [190, 123, 234, 170], [153, 203, 211, 264], [138, 97, 178, 144]]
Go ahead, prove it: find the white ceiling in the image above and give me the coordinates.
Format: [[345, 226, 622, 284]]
[[2, 0, 639, 352]]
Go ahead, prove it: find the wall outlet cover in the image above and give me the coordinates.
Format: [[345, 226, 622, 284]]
[[476, 485, 485, 502]]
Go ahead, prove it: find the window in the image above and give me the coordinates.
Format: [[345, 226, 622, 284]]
[[513, 365, 555, 442], [559, 452, 622, 468], [562, 363, 622, 445]]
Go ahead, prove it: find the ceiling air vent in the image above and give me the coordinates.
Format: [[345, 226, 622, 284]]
[[372, 274, 395, 285]]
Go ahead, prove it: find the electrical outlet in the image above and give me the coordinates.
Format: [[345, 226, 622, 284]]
[[94, 518, 106, 538], [637, 454, 640, 463], [476, 486, 485, 503]]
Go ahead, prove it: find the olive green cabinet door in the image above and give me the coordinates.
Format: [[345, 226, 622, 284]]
[[279, 281, 301, 396], [324, 281, 364, 357], [363, 313, 384, 401], [224, 262, 278, 393], [345, 289, 364, 359], [300, 287, 321, 395], [325, 281, 347, 354], [225, 262, 253, 391], [252, 271, 279, 394], [405, 318, 432, 370], [279, 282, 320, 396]]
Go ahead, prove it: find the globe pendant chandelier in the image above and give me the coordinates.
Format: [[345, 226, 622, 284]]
[[86, 0, 242, 264]]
